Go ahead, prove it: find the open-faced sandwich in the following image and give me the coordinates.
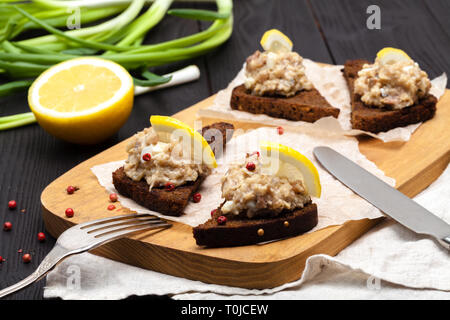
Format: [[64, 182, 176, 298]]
[[343, 47, 437, 133], [230, 29, 340, 122], [193, 141, 320, 247], [112, 116, 233, 216]]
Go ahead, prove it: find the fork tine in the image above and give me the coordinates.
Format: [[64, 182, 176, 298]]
[[88, 219, 166, 235], [92, 222, 171, 243], [77, 213, 158, 229], [83, 216, 162, 233]]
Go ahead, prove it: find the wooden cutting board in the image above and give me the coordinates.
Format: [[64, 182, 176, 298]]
[[41, 91, 450, 289]]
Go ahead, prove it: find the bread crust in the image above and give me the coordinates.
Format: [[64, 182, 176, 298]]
[[193, 202, 318, 247], [230, 84, 340, 122], [112, 167, 204, 216], [343, 59, 437, 133]]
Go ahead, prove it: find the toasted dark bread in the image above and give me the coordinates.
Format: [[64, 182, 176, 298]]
[[230, 84, 340, 122], [112, 167, 205, 216], [343, 59, 437, 133], [199, 121, 234, 156], [112, 122, 234, 217], [193, 202, 318, 247]]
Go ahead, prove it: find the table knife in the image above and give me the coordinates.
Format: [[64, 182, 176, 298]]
[[313, 146, 450, 250]]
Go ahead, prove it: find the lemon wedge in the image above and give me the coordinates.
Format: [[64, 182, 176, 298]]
[[150, 115, 217, 168], [28, 57, 134, 144], [260, 29, 293, 53], [259, 141, 321, 197], [376, 47, 411, 65]]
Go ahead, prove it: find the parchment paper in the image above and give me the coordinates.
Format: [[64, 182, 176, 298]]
[[91, 127, 395, 231], [198, 59, 447, 142]]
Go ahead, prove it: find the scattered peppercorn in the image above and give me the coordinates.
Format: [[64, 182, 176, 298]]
[[142, 153, 152, 161], [210, 209, 217, 217], [17, 249, 22, 253], [165, 182, 175, 191], [193, 193, 202, 203], [246, 162, 256, 171], [0, 256, 3, 263], [109, 193, 118, 202], [20, 209, 26, 213], [217, 215, 227, 225], [251, 151, 260, 157], [22, 254, 31, 263], [107, 204, 116, 211], [66, 186, 76, 194], [8, 200, 17, 210], [277, 126, 284, 135], [3, 222, 12, 231], [65, 208, 74, 218], [37, 232, 46, 242]]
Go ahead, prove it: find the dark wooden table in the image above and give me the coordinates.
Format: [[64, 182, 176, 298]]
[[0, 0, 449, 300]]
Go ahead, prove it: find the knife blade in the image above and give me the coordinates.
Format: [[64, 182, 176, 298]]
[[313, 146, 450, 250]]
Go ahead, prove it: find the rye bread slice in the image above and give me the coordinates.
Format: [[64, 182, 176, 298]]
[[112, 122, 234, 217], [112, 167, 205, 216], [343, 59, 437, 133], [230, 84, 340, 122], [193, 202, 318, 247]]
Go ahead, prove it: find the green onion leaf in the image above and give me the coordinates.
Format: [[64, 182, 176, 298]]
[[0, 80, 34, 97], [61, 48, 99, 55], [12, 5, 132, 52], [167, 9, 230, 21], [133, 71, 172, 87]]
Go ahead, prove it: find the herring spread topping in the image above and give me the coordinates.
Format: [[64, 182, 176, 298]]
[[354, 57, 431, 109], [124, 127, 210, 189], [220, 153, 310, 218], [244, 50, 313, 97]]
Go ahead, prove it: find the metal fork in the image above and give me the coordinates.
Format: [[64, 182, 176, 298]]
[[0, 213, 171, 298]]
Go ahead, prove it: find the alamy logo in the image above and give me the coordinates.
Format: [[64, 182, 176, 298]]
[[366, 5, 381, 30], [66, 265, 81, 290], [66, 7, 81, 30]]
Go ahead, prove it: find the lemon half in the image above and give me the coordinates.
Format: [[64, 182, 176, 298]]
[[28, 57, 134, 144], [260, 141, 321, 197], [376, 47, 411, 65], [150, 115, 217, 168], [260, 29, 293, 53]]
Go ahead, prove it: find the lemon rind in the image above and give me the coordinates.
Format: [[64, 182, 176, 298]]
[[260, 140, 321, 197], [150, 115, 217, 168]]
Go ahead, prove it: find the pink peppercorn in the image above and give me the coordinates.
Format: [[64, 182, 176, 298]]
[[193, 193, 201, 203], [8, 200, 17, 210], [109, 193, 118, 202], [217, 215, 227, 225], [246, 162, 256, 171], [65, 208, 74, 218]]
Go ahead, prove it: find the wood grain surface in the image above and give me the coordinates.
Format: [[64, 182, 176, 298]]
[[40, 87, 450, 289], [0, 0, 449, 299]]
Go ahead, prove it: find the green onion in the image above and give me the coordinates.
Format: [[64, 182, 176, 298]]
[[0, 80, 34, 97], [0, 112, 36, 130], [168, 8, 230, 21], [133, 70, 172, 86], [0, 0, 233, 131]]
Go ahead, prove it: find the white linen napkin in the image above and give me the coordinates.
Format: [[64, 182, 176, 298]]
[[44, 164, 450, 300]]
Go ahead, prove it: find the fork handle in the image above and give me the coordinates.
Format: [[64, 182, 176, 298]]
[[0, 246, 69, 299]]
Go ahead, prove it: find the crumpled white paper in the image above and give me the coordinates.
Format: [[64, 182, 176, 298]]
[[44, 164, 450, 300], [198, 59, 447, 142], [91, 127, 395, 230]]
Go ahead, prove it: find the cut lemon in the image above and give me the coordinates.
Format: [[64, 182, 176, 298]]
[[259, 141, 321, 197], [376, 47, 411, 65], [28, 57, 134, 144], [260, 29, 293, 53], [150, 115, 217, 168]]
